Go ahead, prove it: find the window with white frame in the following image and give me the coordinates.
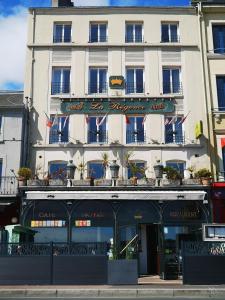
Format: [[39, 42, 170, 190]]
[[164, 116, 184, 144], [166, 161, 186, 178], [163, 67, 181, 94], [88, 161, 104, 179], [126, 68, 144, 94], [161, 23, 179, 43], [125, 23, 143, 43], [51, 68, 70, 94], [87, 116, 107, 144], [212, 25, 225, 54], [127, 161, 145, 179], [49, 115, 69, 144], [89, 68, 107, 94], [0, 116, 2, 138], [126, 116, 145, 143], [49, 161, 67, 179], [53, 23, 71, 43], [0, 159, 2, 179], [90, 23, 107, 42], [216, 76, 225, 111]]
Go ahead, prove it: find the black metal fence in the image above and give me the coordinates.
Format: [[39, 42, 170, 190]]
[[0, 177, 18, 195], [182, 241, 225, 284], [0, 242, 108, 285]]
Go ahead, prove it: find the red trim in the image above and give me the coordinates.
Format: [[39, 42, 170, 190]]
[[212, 182, 225, 187]]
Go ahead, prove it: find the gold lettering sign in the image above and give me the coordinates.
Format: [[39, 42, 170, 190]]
[[110, 102, 145, 112], [111, 79, 123, 86], [69, 102, 84, 111]]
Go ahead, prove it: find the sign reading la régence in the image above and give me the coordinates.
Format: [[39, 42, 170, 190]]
[[61, 98, 175, 115]]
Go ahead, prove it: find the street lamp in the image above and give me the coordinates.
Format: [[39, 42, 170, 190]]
[[154, 160, 164, 186], [110, 160, 120, 186], [66, 160, 76, 186]]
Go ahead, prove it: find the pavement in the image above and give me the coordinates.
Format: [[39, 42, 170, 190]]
[[0, 277, 225, 298]]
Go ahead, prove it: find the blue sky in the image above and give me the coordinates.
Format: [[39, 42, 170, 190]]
[[0, 0, 189, 90]]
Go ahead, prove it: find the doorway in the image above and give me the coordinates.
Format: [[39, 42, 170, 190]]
[[139, 224, 159, 275]]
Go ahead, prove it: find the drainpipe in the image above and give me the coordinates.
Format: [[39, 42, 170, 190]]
[[197, 2, 215, 178]]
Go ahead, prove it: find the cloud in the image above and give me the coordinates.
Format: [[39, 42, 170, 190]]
[[0, 6, 27, 90]]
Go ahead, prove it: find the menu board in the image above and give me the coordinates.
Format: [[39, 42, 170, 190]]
[[31, 220, 66, 227], [75, 220, 91, 227]]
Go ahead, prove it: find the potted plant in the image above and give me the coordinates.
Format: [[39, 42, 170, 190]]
[[48, 167, 66, 186], [17, 167, 32, 186], [129, 163, 141, 185], [194, 168, 212, 185], [27, 165, 49, 186], [163, 166, 181, 186]]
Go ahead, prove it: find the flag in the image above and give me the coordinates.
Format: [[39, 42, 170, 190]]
[[164, 117, 170, 125], [125, 115, 130, 124], [62, 115, 69, 129], [168, 116, 177, 125], [85, 115, 89, 124], [142, 115, 147, 127], [221, 138, 225, 148], [178, 111, 191, 124], [52, 112, 59, 127], [44, 112, 53, 128], [96, 117, 100, 131], [98, 113, 108, 127]]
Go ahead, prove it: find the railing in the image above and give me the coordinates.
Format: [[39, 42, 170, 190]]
[[88, 130, 108, 144], [49, 129, 69, 144], [165, 132, 185, 144], [163, 82, 183, 94], [53, 35, 71, 43], [51, 82, 70, 95], [161, 34, 180, 43], [125, 34, 143, 43], [88, 82, 108, 94], [0, 177, 18, 195], [126, 130, 146, 144], [125, 82, 144, 94], [0, 242, 107, 256]]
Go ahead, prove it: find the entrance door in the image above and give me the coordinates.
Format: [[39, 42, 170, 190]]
[[139, 224, 159, 275]]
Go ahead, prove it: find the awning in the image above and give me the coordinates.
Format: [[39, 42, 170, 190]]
[[25, 190, 207, 201]]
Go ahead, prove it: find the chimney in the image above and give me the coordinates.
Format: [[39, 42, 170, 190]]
[[52, 0, 74, 7]]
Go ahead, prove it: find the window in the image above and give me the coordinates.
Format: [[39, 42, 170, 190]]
[[90, 23, 107, 42], [125, 23, 143, 43], [0, 116, 2, 140], [51, 68, 70, 94], [161, 23, 178, 42], [88, 116, 107, 143], [53, 23, 71, 43], [49, 161, 67, 179], [127, 162, 145, 179], [166, 161, 186, 177], [163, 68, 181, 94], [88, 162, 104, 179], [126, 116, 145, 143], [216, 76, 225, 111], [49, 115, 69, 144], [89, 68, 107, 94], [126, 68, 144, 94], [0, 160, 2, 178], [165, 116, 184, 144], [212, 25, 225, 54]]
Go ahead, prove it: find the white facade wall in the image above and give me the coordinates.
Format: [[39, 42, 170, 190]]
[[24, 6, 210, 178]]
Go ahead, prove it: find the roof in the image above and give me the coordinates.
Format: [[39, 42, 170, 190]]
[[0, 91, 24, 108]]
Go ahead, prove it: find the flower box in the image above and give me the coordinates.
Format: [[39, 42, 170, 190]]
[[137, 178, 156, 186], [94, 179, 112, 186], [73, 179, 91, 186], [49, 179, 66, 186]]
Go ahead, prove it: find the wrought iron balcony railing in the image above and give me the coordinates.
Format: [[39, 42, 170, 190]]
[[165, 132, 185, 144], [49, 129, 69, 144], [125, 34, 143, 43], [88, 82, 108, 94], [163, 82, 183, 95], [0, 177, 18, 195], [125, 82, 144, 94], [88, 130, 108, 144], [126, 130, 146, 144], [51, 82, 70, 95]]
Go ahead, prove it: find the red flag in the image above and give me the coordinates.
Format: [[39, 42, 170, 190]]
[[221, 138, 225, 148], [44, 112, 53, 128], [164, 117, 170, 125], [178, 111, 191, 125], [85, 115, 89, 124], [125, 115, 130, 124]]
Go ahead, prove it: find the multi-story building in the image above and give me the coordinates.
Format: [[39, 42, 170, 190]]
[[22, 0, 212, 278], [192, 0, 225, 224], [0, 91, 27, 242]]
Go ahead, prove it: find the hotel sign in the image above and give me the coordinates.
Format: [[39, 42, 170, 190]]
[[109, 76, 125, 89], [61, 98, 175, 115]]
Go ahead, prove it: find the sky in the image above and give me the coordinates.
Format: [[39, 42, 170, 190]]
[[0, 0, 189, 91]]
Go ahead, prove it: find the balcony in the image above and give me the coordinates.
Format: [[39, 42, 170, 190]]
[[125, 82, 144, 94], [126, 130, 146, 144], [51, 82, 70, 95], [88, 130, 108, 144], [125, 34, 143, 43], [165, 132, 185, 144], [163, 82, 183, 95], [49, 129, 68, 144], [0, 177, 18, 196], [88, 82, 108, 95]]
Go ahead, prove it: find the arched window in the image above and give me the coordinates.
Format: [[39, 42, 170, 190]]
[[49, 160, 67, 179], [166, 160, 186, 177], [127, 161, 146, 179], [88, 161, 104, 179]]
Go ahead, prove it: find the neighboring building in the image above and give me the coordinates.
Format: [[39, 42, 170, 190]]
[[192, 0, 225, 223], [0, 91, 27, 242], [22, 0, 211, 278]]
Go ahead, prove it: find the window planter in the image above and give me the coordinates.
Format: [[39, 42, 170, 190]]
[[108, 259, 138, 285], [94, 179, 112, 186], [162, 179, 181, 186], [49, 179, 66, 186], [117, 179, 133, 186], [27, 179, 48, 186], [72, 179, 91, 186], [137, 178, 156, 186], [183, 178, 201, 185]]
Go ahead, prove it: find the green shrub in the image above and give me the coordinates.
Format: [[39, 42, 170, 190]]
[[18, 167, 32, 180], [194, 168, 212, 178], [163, 166, 181, 180]]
